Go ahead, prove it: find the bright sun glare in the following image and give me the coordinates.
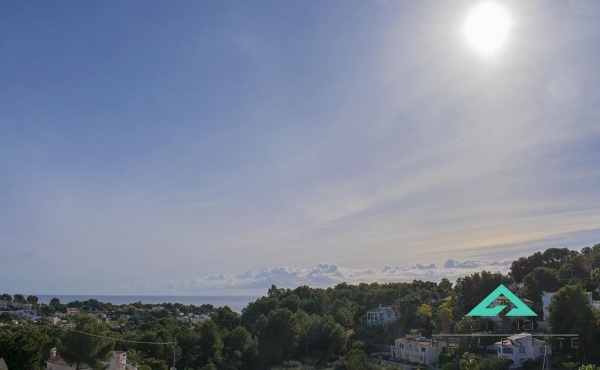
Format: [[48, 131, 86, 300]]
[[463, 2, 512, 56]]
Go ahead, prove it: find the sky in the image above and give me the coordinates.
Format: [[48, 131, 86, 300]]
[[1, 0, 600, 295]]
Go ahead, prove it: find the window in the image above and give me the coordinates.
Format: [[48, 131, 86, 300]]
[[502, 347, 513, 354], [401, 344, 404, 348], [421, 347, 426, 352], [388, 313, 392, 317], [519, 347, 525, 353]]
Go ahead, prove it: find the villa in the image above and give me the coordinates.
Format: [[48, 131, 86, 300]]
[[46, 349, 137, 370], [495, 333, 551, 369], [366, 305, 396, 327], [391, 335, 456, 368]]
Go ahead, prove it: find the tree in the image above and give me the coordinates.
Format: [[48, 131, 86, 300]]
[[459, 352, 477, 370], [344, 349, 374, 370], [141, 358, 168, 370], [59, 314, 115, 370], [454, 316, 474, 334], [200, 363, 217, 370], [0, 323, 50, 370], [13, 294, 26, 303], [437, 297, 454, 334], [198, 320, 223, 366], [0, 294, 12, 302], [522, 267, 562, 301], [496, 296, 513, 334], [223, 326, 257, 367], [257, 308, 303, 366], [127, 349, 144, 366], [548, 285, 597, 355], [563, 360, 579, 370], [26, 295, 39, 305], [212, 306, 240, 332]]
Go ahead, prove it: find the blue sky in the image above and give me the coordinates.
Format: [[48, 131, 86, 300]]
[[1, 1, 600, 295]]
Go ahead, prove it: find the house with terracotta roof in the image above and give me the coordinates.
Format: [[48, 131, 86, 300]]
[[46, 348, 137, 370], [46, 348, 86, 370]]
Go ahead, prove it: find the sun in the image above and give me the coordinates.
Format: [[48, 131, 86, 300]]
[[463, 2, 512, 56]]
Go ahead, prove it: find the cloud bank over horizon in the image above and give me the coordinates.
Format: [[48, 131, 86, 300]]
[[113, 259, 513, 294]]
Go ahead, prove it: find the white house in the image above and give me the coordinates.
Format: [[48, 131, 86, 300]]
[[366, 305, 396, 326], [495, 333, 551, 369], [67, 308, 80, 315], [108, 351, 137, 370], [391, 335, 455, 368], [542, 291, 600, 321]]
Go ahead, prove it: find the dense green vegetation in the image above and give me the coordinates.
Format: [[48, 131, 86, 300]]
[[3, 243, 600, 369]]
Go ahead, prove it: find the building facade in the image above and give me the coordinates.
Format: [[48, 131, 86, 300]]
[[391, 335, 455, 368], [366, 305, 396, 326], [495, 333, 552, 369]]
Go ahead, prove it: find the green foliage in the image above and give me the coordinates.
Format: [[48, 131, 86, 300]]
[[459, 352, 477, 370], [200, 363, 217, 370], [58, 315, 115, 370], [5, 243, 600, 369], [343, 349, 374, 370], [198, 320, 224, 365], [548, 284, 596, 353], [521, 359, 536, 370], [522, 267, 562, 302], [562, 362, 579, 370], [477, 357, 511, 370], [257, 308, 303, 366], [436, 296, 454, 334], [223, 326, 257, 366], [212, 306, 240, 331], [442, 363, 459, 370], [509, 248, 571, 283], [0, 323, 50, 370], [454, 271, 513, 317], [142, 357, 169, 370]]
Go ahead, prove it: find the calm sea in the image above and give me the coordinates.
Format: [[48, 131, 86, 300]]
[[35, 295, 259, 313]]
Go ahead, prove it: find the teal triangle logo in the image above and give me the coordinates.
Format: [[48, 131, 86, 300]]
[[466, 284, 537, 317]]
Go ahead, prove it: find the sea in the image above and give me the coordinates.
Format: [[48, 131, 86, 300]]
[[35, 295, 259, 313]]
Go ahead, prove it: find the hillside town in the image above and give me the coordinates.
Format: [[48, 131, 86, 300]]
[[3, 246, 600, 370]]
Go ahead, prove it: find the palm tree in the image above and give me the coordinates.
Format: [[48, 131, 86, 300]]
[[459, 352, 477, 370], [437, 297, 453, 334], [496, 297, 512, 334], [127, 349, 144, 366], [417, 303, 433, 335]]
